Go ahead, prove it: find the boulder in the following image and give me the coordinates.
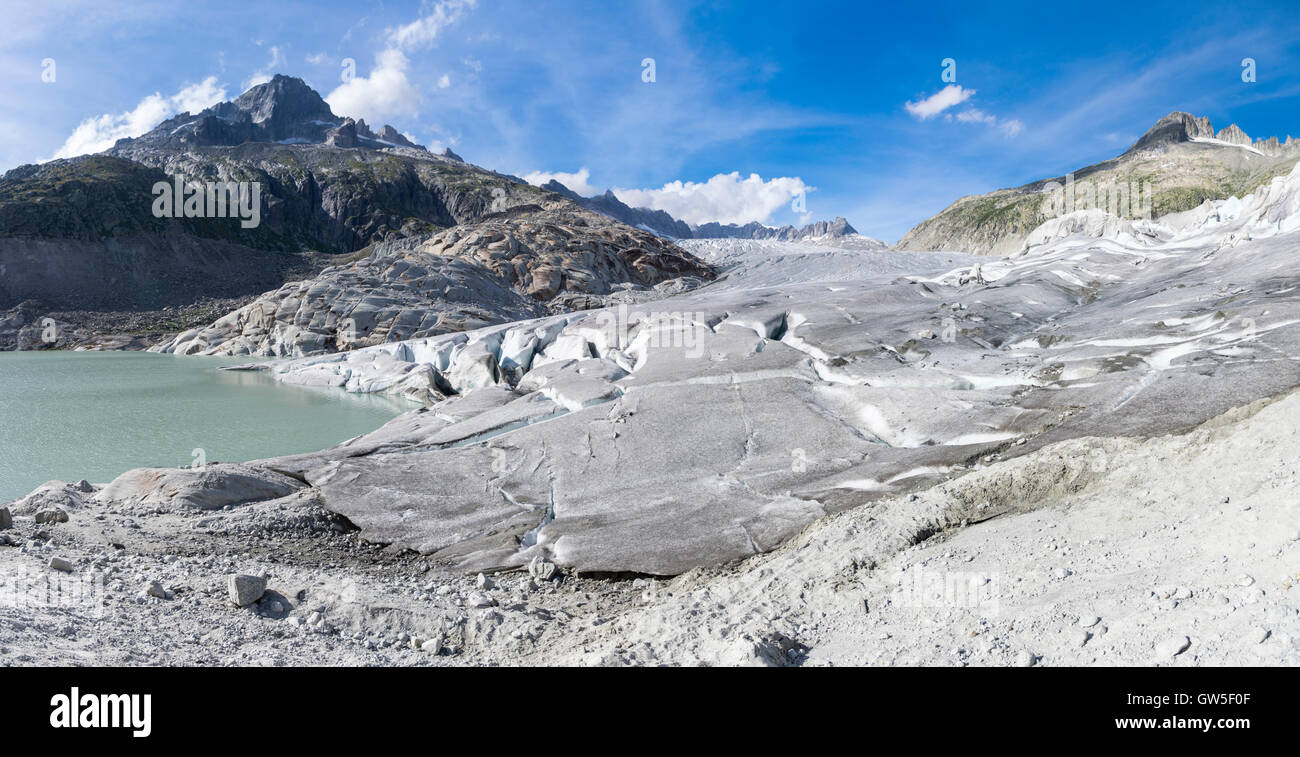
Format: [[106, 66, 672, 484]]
[[227, 574, 267, 607], [95, 463, 302, 511]]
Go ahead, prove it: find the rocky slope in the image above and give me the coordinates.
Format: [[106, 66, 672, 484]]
[[151, 203, 713, 357], [896, 112, 1300, 255]]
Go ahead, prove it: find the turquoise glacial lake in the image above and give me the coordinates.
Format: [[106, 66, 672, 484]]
[[0, 351, 407, 502]]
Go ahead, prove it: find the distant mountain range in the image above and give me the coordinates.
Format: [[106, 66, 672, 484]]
[[536, 179, 872, 243], [897, 111, 1300, 255]]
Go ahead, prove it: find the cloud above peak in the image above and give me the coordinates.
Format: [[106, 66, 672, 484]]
[[522, 167, 600, 196], [325, 0, 475, 126], [613, 172, 812, 226], [51, 77, 227, 160]]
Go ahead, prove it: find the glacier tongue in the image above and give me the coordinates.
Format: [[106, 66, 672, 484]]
[[243, 165, 1300, 574]]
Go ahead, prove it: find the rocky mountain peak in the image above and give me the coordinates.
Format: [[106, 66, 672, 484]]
[[1126, 111, 1215, 154], [110, 74, 427, 154], [1215, 123, 1252, 145], [229, 74, 335, 127]]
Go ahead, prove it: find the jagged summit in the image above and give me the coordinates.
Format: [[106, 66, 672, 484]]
[[229, 74, 334, 128], [111, 74, 427, 153], [1126, 111, 1296, 157], [1125, 111, 1214, 153]]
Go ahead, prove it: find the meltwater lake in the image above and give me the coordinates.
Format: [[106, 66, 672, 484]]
[[0, 351, 407, 502]]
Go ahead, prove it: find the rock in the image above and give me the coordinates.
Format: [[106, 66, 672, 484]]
[[475, 572, 491, 590], [49, 556, 74, 572], [1155, 636, 1191, 658], [0, 507, 11, 530], [422, 636, 444, 654], [1014, 650, 1037, 667], [9, 482, 86, 516], [1249, 627, 1270, 645], [74, 480, 93, 493], [467, 591, 497, 608], [34, 508, 69, 524], [1053, 567, 1072, 579], [528, 555, 557, 581], [1236, 574, 1255, 587], [145, 581, 167, 599], [227, 574, 267, 607], [1079, 616, 1101, 628], [96, 464, 302, 511]]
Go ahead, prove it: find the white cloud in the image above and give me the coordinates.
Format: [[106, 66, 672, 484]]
[[437, 74, 451, 89], [523, 167, 599, 196], [907, 86, 1024, 137], [326, 48, 421, 123], [612, 172, 812, 226], [51, 76, 228, 160], [905, 84, 974, 119], [325, 0, 474, 125], [306, 52, 329, 65], [953, 108, 1024, 137], [388, 0, 477, 49]]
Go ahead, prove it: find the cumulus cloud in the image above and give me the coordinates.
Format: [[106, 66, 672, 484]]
[[326, 0, 473, 124], [306, 52, 330, 65], [52, 76, 227, 160], [437, 74, 451, 88], [905, 84, 974, 119], [523, 167, 600, 196], [326, 48, 422, 122], [613, 172, 812, 226]]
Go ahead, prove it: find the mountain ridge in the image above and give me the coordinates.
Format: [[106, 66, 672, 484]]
[[897, 111, 1300, 255], [538, 179, 870, 243]]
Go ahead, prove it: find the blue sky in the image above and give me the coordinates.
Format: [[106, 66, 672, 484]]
[[4, 0, 1299, 241]]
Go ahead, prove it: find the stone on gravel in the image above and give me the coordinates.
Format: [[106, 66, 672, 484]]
[[1156, 636, 1191, 658], [34, 508, 69, 524], [49, 556, 74, 572], [146, 581, 167, 599], [467, 591, 497, 608], [227, 574, 267, 607], [528, 555, 557, 581], [0, 507, 11, 530]]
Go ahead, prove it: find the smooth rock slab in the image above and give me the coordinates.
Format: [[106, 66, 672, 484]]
[[96, 464, 302, 511]]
